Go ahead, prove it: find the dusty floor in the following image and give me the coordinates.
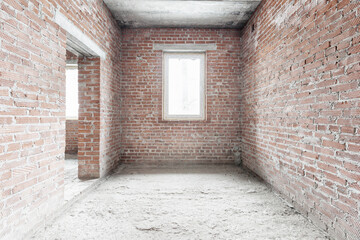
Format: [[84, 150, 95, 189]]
[[32, 165, 328, 240], [64, 154, 97, 202]]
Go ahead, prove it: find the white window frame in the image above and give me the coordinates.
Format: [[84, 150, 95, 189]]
[[163, 52, 206, 121]]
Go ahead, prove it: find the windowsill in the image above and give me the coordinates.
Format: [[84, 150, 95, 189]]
[[158, 117, 210, 123], [163, 118, 205, 121]]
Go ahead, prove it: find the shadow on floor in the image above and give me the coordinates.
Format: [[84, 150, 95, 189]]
[[64, 153, 97, 203]]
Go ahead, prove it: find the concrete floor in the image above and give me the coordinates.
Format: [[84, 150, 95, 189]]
[[64, 154, 97, 203], [32, 165, 328, 240]]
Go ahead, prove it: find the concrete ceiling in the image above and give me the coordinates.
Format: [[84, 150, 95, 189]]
[[103, 0, 262, 28]]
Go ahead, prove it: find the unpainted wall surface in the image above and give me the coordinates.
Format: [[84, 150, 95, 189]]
[[239, 0, 360, 239], [120, 28, 241, 164], [0, 0, 121, 239], [78, 56, 101, 178], [65, 120, 78, 154]]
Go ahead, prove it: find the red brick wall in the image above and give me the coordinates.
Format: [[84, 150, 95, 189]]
[[66, 50, 78, 61], [65, 120, 78, 154], [0, 0, 121, 239], [239, 0, 360, 239], [78, 56, 101, 178], [120, 28, 241, 164]]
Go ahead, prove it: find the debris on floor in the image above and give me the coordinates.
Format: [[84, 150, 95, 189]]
[[32, 165, 329, 240]]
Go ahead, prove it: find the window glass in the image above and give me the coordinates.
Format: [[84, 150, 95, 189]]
[[164, 53, 205, 120], [168, 57, 201, 115], [66, 66, 78, 119]]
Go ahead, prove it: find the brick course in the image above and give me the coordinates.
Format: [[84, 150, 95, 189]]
[[239, 0, 360, 239], [120, 28, 242, 164]]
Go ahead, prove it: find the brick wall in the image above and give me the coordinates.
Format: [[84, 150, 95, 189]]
[[66, 49, 77, 62], [65, 120, 78, 154], [239, 0, 360, 239], [120, 28, 241, 164], [78, 56, 101, 178], [0, 0, 121, 239]]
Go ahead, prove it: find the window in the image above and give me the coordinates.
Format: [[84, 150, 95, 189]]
[[163, 52, 206, 120], [66, 64, 79, 119]]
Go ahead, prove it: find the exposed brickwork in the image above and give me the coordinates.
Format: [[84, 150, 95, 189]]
[[65, 120, 78, 154], [239, 0, 360, 239], [120, 28, 241, 164], [0, 0, 121, 239], [66, 50, 78, 62], [2, 0, 359, 239], [78, 56, 101, 179]]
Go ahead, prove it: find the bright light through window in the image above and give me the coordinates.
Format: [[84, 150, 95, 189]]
[[66, 65, 78, 119], [164, 53, 205, 120]]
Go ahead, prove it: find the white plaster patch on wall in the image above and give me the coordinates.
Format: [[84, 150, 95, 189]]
[[254, 26, 259, 50], [272, 1, 300, 29], [153, 44, 217, 51]]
